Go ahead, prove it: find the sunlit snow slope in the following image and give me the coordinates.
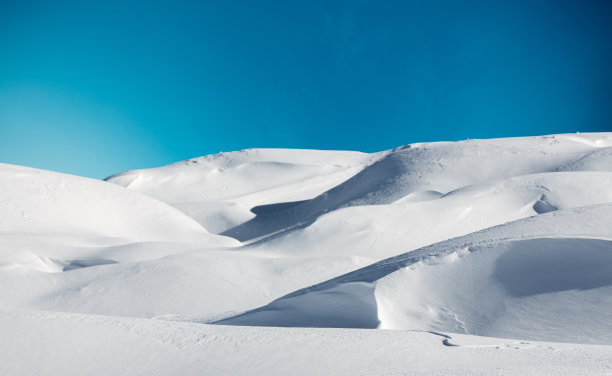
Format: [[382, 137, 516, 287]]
[[105, 149, 375, 233], [2, 133, 612, 375]]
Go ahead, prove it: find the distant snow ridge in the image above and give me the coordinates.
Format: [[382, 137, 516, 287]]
[[1, 133, 612, 357], [108, 134, 612, 243], [105, 149, 373, 233]]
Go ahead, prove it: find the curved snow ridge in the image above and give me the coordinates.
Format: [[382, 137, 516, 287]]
[[105, 149, 375, 233], [102, 133, 612, 241], [0, 163, 238, 246], [440, 171, 612, 211], [556, 146, 612, 172], [215, 203, 612, 344], [250, 170, 612, 259], [314, 133, 612, 208], [375, 237, 612, 345], [222, 134, 612, 241], [104, 148, 374, 204], [108, 148, 370, 177]]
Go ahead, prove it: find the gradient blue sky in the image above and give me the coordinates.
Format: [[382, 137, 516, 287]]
[[1, 0, 611, 178]]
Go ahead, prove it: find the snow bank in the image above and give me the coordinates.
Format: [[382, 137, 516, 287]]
[[0, 163, 234, 243], [218, 203, 612, 344]]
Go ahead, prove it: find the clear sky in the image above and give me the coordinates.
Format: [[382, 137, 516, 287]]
[[1, 0, 611, 178]]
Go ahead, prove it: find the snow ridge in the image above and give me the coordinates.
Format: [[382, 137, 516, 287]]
[[2, 133, 612, 374]]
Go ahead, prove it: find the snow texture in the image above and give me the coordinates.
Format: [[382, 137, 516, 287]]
[[2, 133, 612, 375]]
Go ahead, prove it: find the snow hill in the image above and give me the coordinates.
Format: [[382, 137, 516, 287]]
[[105, 149, 374, 233], [218, 204, 612, 344], [2, 132, 612, 375]]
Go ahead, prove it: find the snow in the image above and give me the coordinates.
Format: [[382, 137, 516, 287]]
[[0, 163, 226, 242], [218, 204, 612, 344], [2, 309, 612, 376], [1, 133, 612, 374], [105, 149, 374, 232]]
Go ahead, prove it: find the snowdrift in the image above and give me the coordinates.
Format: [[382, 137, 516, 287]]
[[222, 134, 612, 241], [2, 132, 612, 368], [4, 309, 611, 376], [217, 204, 612, 344], [251, 171, 612, 259], [0, 163, 238, 275], [0, 163, 234, 243], [105, 149, 373, 233]]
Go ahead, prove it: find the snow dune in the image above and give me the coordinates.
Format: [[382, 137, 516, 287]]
[[0, 163, 222, 242], [106, 149, 373, 233], [218, 204, 612, 344], [0, 163, 238, 274], [1, 132, 612, 374], [222, 134, 612, 241], [251, 171, 612, 259]]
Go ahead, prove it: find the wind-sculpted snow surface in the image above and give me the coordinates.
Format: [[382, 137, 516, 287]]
[[0, 163, 227, 242], [105, 149, 374, 233], [0, 163, 238, 276], [4, 310, 612, 376], [222, 134, 612, 241], [217, 204, 612, 344], [106, 134, 612, 241], [250, 171, 612, 259], [2, 133, 612, 374]]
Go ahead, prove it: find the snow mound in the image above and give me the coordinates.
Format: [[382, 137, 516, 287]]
[[222, 133, 612, 241], [3, 132, 612, 362], [105, 149, 372, 233], [0, 163, 237, 244], [0, 163, 239, 280], [374, 237, 612, 344], [250, 171, 612, 259], [217, 203, 612, 344]]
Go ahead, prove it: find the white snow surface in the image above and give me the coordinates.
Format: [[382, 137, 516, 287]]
[[2, 133, 612, 375]]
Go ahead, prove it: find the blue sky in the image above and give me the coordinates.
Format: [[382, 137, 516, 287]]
[[1, 0, 611, 178]]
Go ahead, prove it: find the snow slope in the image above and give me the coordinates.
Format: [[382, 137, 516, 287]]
[[105, 149, 374, 233], [221, 134, 612, 242], [2, 132, 612, 374], [251, 171, 612, 259], [218, 204, 612, 344], [2, 309, 612, 376], [0, 163, 238, 275], [0, 163, 232, 243]]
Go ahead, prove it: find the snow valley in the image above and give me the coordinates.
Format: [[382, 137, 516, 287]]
[[2, 133, 612, 375]]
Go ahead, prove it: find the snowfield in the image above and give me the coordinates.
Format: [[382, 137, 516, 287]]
[[1, 133, 612, 375]]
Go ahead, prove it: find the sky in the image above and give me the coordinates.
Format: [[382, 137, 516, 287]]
[[1, 0, 611, 178]]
